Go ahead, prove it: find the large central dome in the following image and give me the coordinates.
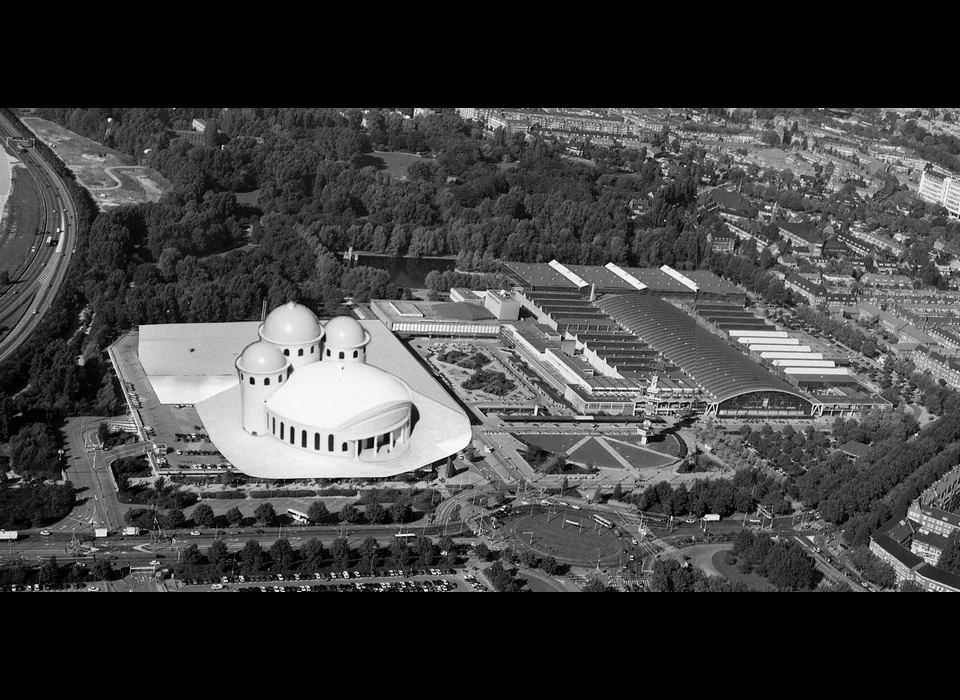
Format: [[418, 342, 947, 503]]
[[260, 301, 323, 345], [265, 362, 412, 431]]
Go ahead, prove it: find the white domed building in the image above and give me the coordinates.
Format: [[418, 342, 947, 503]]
[[185, 301, 471, 479]]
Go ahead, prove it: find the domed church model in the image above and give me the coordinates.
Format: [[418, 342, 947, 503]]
[[236, 303, 414, 461], [137, 301, 473, 479]]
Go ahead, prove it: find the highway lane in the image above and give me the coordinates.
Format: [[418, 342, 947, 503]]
[[0, 111, 77, 365]]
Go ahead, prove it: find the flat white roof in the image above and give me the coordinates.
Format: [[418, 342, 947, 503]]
[[659, 265, 699, 292], [549, 259, 589, 288], [737, 337, 800, 345], [760, 352, 825, 360], [772, 359, 836, 368], [748, 344, 811, 353], [604, 262, 648, 291], [727, 330, 789, 338], [782, 367, 851, 375]]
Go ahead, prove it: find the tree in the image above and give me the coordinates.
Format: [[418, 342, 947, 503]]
[[340, 504, 362, 524], [389, 538, 409, 568], [192, 503, 215, 528], [182, 543, 202, 565], [93, 559, 113, 581], [389, 501, 412, 524], [208, 540, 229, 570], [474, 542, 490, 562], [359, 536, 379, 573], [254, 502, 276, 527], [582, 577, 608, 592], [307, 500, 329, 524], [300, 538, 326, 570], [364, 501, 387, 524], [167, 508, 186, 529], [225, 506, 244, 527], [270, 537, 295, 571], [240, 539, 264, 573], [899, 579, 924, 593], [39, 556, 60, 588], [332, 536, 351, 570], [414, 535, 435, 567], [541, 556, 560, 576], [937, 530, 960, 576]]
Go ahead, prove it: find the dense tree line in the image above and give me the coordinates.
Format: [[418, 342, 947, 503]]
[[0, 481, 75, 529], [632, 468, 788, 519], [649, 557, 745, 592], [730, 529, 819, 591]]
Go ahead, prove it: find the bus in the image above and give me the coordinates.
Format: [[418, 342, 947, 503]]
[[394, 532, 417, 541], [592, 514, 614, 529], [287, 508, 309, 524]]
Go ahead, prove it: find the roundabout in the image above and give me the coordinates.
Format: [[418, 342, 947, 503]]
[[500, 507, 627, 568]]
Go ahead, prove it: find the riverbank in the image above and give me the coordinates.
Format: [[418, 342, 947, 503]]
[[0, 146, 12, 234]]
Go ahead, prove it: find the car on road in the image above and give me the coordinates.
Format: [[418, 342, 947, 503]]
[[190, 531, 201, 536], [40, 530, 52, 536]]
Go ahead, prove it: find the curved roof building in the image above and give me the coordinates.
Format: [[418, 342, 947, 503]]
[[596, 294, 815, 417]]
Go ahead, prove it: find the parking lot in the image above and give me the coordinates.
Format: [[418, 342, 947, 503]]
[[175, 567, 483, 593]]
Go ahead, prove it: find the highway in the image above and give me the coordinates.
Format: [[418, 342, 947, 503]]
[[0, 111, 77, 365]]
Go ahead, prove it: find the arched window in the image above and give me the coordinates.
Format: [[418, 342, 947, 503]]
[[249, 376, 255, 385], [315, 433, 320, 450], [280, 422, 285, 440], [298, 348, 304, 357], [272, 417, 276, 434], [264, 377, 270, 386], [290, 426, 295, 444], [328, 434, 334, 452], [353, 350, 358, 358], [342, 442, 348, 452], [284, 349, 290, 356], [301, 430, 307, 448], [339, 351, 345, 360], [310, 346, 315, 354]]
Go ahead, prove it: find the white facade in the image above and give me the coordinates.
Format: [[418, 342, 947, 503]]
[[919, 170, 960, 219]]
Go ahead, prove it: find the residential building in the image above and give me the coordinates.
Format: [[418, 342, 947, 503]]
[[918, 170, 960, 219]]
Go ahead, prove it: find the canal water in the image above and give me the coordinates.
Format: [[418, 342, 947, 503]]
[[353, 255, 457, 288]]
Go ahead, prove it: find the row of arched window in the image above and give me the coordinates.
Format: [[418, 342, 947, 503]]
[[273, 416, 350, 453]]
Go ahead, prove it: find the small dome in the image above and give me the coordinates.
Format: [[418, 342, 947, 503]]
[[260, 301, 323, 346], [323, 316, 369, 348], [237, 341, 288, 373]]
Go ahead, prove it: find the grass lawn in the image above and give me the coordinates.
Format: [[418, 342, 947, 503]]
[[619, 433, 680, 456], [568, 438, 624, 469], [710, 549, 776, 592], [517, 433, 585, 456], [357, 151, 428, 179], [603, 440, 677, 469]]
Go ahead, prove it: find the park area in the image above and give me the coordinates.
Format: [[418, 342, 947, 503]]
[[21, 117, 170, 208], [357, 151, 432, 180]]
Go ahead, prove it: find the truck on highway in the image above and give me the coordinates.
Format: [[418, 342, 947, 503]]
[[0, 530, 18, 541], [122, 526, 140, 536], [703, 514, 721, 522], [94, 528, 110, 538]]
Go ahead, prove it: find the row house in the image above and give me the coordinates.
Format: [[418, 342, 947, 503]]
[[776, 221, 824, 257], [911, 347, 960, 390], [784, 273, 826, 305]]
